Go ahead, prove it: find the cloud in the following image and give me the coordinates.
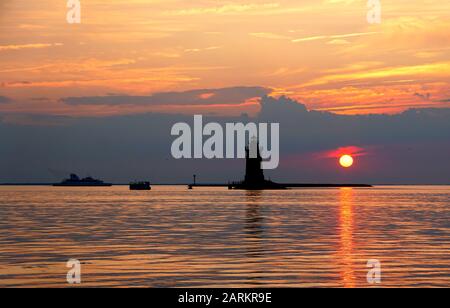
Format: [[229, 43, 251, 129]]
[[249, 32, 291, 40], [292, 32, 378, 43], [414, 92, 431, 101], [165, 3, 280, 16], [302, 62, 450, 88], [18, 24, 48, 30], [320, 146, 368, 159], [0, 43, 63, 51], [0, 114, 74, 126], [184, 46, 222, 53], [340, 18, 450, 56], [61, 86, 272, 106], [327, 39, 350, 45]]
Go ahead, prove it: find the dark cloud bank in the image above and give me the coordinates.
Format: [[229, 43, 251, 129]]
[[62, 87, 271, 106], [1, 96, 449, 184], [0, 96, 11, 104]]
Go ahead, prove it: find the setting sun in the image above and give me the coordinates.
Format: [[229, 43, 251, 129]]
[[340, 155, 354, 168]]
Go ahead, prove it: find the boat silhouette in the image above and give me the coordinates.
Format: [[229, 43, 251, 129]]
[[129, 181, 151, 190], [53, 174, 112, 187]]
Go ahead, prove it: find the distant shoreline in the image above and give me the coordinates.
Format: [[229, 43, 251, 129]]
[[0, 183, 449, 186]]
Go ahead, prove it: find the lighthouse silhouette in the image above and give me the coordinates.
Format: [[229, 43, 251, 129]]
[[231, 136, 286, 190], [245, 136, 265, 184]]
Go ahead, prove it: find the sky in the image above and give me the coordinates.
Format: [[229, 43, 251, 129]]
[[0, 1, 450, 183], [0, 0, 449, 116]]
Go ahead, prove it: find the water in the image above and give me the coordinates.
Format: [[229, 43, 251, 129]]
[[0, 185, 449, 288]]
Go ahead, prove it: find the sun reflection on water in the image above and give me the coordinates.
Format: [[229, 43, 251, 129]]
[[338, 188, 355, 288]]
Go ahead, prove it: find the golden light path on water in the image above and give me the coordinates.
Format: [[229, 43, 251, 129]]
[[0, 186, 449, 287], [339, 188, 355, 288]]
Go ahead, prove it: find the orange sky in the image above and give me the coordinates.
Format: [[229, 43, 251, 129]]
[[0, 0, 449, 116]]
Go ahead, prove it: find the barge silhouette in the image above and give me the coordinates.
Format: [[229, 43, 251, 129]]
[[129, 181, 152, 190]]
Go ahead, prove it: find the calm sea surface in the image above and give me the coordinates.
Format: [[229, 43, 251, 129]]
[[0, 185, 449, 288]]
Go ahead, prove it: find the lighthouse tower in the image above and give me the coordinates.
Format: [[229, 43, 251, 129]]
[[244, 137, 265, 184], [229, 136, 286, 190]]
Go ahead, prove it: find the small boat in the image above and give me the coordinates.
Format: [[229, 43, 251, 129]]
[[53, 174, 112, 187], [129, 181, 151, 190]]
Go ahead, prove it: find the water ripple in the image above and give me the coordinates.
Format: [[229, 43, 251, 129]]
[[0, 185, 449, 287]]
